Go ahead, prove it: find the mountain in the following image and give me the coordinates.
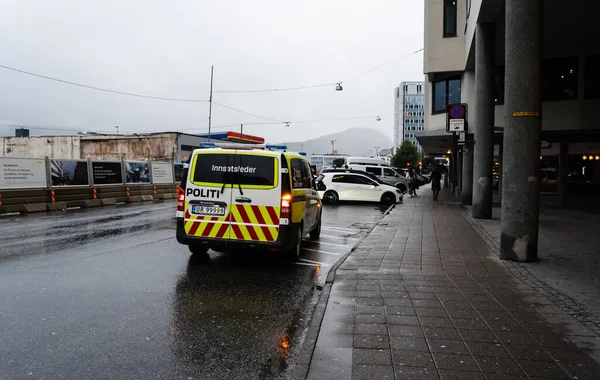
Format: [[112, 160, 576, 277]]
[[282, 128, 393, 157]]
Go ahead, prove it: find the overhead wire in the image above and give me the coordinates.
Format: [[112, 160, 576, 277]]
[[214, 48, 424, 93], [0, 64, 208, 102]]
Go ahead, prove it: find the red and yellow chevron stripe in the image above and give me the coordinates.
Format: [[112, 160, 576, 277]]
[[184, 203, 280, 242]]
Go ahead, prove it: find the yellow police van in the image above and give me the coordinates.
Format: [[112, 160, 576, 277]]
[[176, 145, 322, 260]]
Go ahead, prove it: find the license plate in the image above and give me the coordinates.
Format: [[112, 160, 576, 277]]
[[191, 205, 226, 216]]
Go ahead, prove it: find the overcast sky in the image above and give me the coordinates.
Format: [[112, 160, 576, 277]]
[[0, 0, 424, 142]]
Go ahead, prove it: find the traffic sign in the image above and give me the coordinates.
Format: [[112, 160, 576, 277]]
[[449, 104, 465, 119], [446, 103, 468, 134]]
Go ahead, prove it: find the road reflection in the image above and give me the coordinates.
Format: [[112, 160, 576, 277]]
[[170, 252, 318, 379]]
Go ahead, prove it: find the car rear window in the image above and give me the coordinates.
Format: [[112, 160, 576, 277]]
[[192, 153, 276, 187]]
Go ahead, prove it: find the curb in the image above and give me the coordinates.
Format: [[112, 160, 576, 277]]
[[290, 202, 396, 380]]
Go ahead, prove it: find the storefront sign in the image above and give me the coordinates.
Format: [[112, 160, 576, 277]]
[[125, 161, 150, 184], [151, 162, 174, 184], [92, 162, 123, 185], [51, 159, 89, 186], [0, 158, 47, 189]]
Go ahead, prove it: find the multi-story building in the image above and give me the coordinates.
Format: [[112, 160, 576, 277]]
[[416, 0, 600, 261], [394, 81, 425, 151]]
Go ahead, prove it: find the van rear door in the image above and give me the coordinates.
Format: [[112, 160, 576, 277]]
[[184, 151, 235, 240], [228, 151, 281, 243]]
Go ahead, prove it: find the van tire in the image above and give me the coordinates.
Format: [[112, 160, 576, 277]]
[[189, 245, 208, 255], [395, 183, 407, 193], [309, 213, 321, 240], [323, 190, 339, 204], [287, 224, 303, 261], [381, 192, 396, 205]]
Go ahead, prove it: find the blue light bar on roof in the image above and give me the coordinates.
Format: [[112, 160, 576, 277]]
[[299, 152, 307, 156], [199, 142, 215, 147], [266, 144, 287, 150]]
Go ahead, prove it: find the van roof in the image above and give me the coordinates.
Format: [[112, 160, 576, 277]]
[[192, 147, 307, 159]]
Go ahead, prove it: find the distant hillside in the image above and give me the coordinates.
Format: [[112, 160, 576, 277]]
[[282, 128, 393, 156]]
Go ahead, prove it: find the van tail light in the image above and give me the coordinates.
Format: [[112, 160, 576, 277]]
[[177, 188, 185, 212], [281, 194, 292, 218]]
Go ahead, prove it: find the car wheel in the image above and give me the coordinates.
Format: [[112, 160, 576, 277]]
[[309, 213, 321, 240], [323, 190, 339, 204], [287, 224, 303, 261], [381, 192, 396, 205], [188, 245, 208, 255], [395, 183, 407, 193]]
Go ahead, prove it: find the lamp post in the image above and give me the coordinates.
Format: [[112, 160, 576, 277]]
[[330, 139, 337, 154], [114, 125, 119, 134]]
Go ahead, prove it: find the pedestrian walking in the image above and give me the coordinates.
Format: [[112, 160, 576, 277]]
[[407, 167, 417, 197], [429, 162, 447, 201]]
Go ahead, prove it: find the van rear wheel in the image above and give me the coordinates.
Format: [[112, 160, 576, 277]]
[[309, 213, 321, 240], [286, 225, 302, 261], [189, 245, 208, 255]]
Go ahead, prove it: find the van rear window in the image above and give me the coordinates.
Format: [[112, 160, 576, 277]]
[[193, 153, 276, 186]]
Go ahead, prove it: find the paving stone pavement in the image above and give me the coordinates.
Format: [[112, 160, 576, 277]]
[[304, 190, 600, 380]]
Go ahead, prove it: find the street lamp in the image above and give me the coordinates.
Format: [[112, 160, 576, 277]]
[[114, 125, 119, 134], [335, 83, 343, 91]]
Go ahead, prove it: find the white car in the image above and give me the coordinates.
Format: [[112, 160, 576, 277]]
[[315, 171, 403, 205]]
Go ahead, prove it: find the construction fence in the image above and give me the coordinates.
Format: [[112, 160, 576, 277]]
[[0, 157, 186, 214]]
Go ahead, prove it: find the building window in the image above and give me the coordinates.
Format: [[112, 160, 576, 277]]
[[542, 57, 578, 101], [432, 77, 461, 113], [585, 55, 600, 99], [443, 0, 457, 37], [494, 66, 505, 105]]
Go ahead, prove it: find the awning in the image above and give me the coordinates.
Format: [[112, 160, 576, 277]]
[[415, 129, 454, 155]]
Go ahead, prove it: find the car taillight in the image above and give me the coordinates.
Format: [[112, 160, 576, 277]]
[[177, 188, 185, 212], [281, 194, 291, 218]]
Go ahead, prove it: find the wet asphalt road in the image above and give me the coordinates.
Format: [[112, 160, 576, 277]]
[[0, 201, 387, 380]]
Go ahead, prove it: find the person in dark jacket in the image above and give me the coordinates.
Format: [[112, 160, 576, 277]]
[[429, 163, 447, 201]]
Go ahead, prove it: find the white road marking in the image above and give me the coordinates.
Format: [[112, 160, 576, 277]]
[[321, 226, 360, 233], [300, 258, 330, 266], [289, 261, 328, 267], [303, 240, 348, 247], [303, 247, 343, 256]]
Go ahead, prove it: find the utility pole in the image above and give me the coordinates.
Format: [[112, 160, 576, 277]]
[[114, 125, 119, 134], [240, 123, 243, 141], [208, 65, 214, 141], [374, 146, 381, 156], [330, 139, 337, 154], [300, 144, 304, 151]]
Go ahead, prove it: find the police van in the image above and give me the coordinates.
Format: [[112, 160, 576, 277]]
[[176, 144, 322, 260]]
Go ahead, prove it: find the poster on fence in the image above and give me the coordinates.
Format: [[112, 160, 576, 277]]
[[174, 164, 186, 183], [92, 161, 123, 185], [0, 157, 47, 189], [50, 159, 89, 186], [151, 162, 174, 184], [125, 161, 150, 184]]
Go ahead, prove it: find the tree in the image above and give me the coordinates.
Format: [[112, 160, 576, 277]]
[[391, 140, 418, 168], [332, 157, 345, 167]]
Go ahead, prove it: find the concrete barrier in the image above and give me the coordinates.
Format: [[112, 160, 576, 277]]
[[47, 202, 67, 211], [82, 200, 103, 208], [0, 184, 177, 215], [23, 203, 48, 213]]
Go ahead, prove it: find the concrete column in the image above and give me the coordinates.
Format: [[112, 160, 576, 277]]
[[500, 0, 542, 262], [461, 144, 474, 205], [472, 23, 496, 219]]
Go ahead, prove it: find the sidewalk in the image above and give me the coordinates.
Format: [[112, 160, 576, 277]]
[[301, 190, 600, 380]]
